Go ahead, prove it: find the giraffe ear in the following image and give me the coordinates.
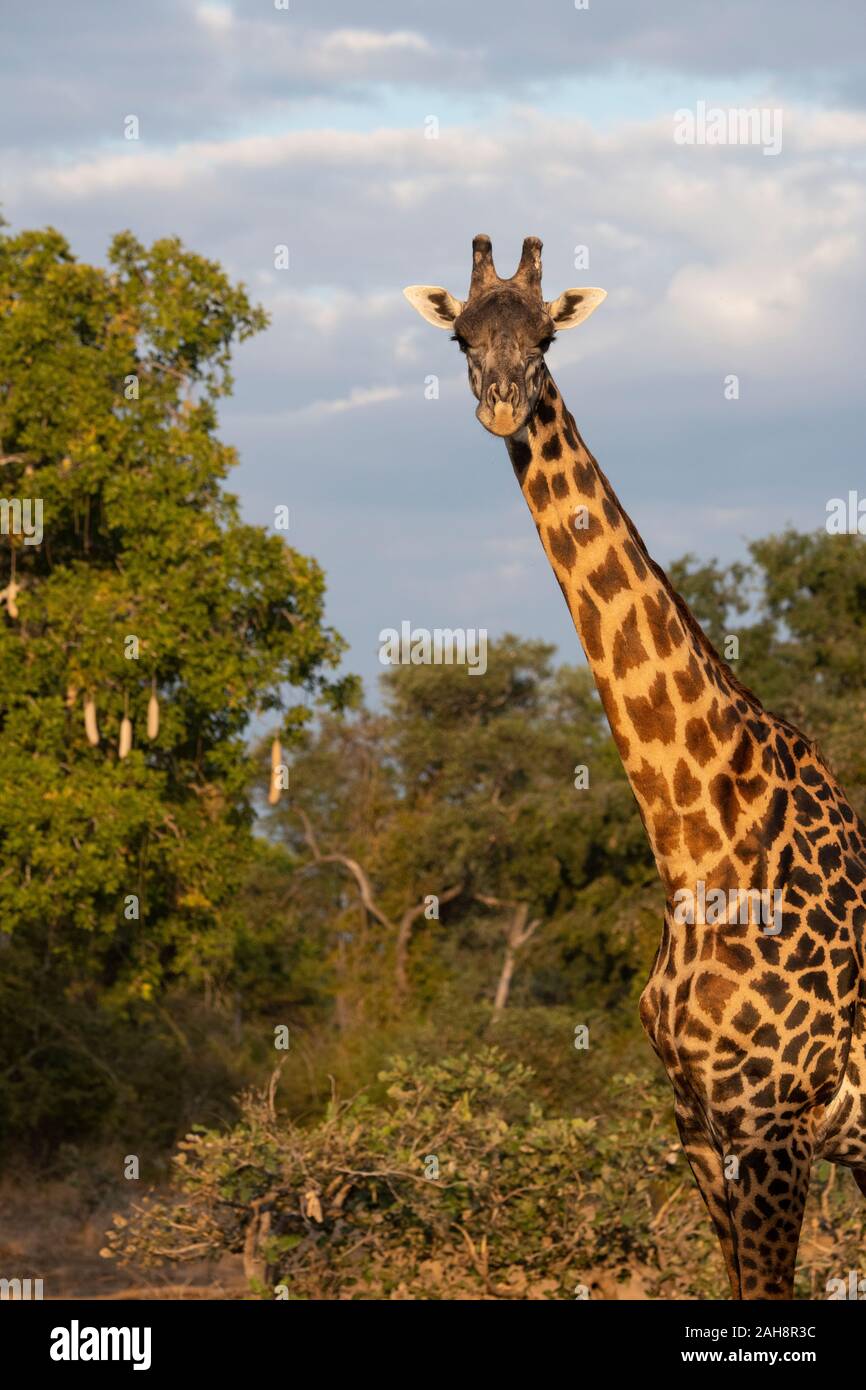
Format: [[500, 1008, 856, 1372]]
[[546, 287, 607, 330], [403, 285, 464, 330]]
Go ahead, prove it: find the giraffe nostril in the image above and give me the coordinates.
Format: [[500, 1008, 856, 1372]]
[[508, 382, 519, 408], [487, 383, 500, 408]]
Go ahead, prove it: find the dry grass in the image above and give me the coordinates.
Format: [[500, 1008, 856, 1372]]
[[0, 1174, 247, 1301]]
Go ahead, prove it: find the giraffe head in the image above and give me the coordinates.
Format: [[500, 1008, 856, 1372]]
[[404, 234, 606, 436]]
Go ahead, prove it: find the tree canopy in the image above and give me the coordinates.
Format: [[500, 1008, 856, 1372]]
[[0, 226, 352, 1144]]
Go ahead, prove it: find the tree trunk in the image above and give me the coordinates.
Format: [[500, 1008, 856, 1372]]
[[334, 934, 350, 1032], [487, 902, 541, 1020], [492, 947, 517, 1017], [394, 909, 416, 996], [394, 886, 461, 996]]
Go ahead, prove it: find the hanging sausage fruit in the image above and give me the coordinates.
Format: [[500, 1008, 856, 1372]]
[[268, 737, 283, 805], [84, 695, 100, 746], [147, 677, 160, 740], [119, 695, 132, 759]]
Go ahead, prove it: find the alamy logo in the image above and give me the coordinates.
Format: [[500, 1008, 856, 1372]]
[[379, 622, 488, 676], [0, 1276, 43, 1299], [672, 880, 782, 935], [673, 102, 783, 156], [0, 497, 43, 545], [826, 492, 866, 535], [826, 1270, 866, 1300], [49, 1320, 152, 1371]]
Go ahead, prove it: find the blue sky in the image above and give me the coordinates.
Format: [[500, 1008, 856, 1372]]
[[2, 1, 864, 697]]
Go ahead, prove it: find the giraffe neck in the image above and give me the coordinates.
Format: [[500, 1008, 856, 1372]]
[[507, 371, 777, 897]]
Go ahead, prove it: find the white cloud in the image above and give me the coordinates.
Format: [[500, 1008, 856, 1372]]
[[8, 81, 866, 692], [196, 4, 233, 33], [318, 29, 431, 58], [22, 99, 865, 397], [29, 127, 424, 197], [227, 22, 443, 84], [262, 384, 405, 421]]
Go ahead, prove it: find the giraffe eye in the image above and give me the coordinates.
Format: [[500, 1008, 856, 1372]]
[[450, 333, 470, 353], [537, 335, 555, 354]]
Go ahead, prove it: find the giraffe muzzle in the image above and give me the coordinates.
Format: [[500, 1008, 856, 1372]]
[[477, 381, 524, 436]]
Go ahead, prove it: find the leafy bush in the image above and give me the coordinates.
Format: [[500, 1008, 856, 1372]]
[[105, 1047, 866, 1300], [105, 1048, 699, 1298]]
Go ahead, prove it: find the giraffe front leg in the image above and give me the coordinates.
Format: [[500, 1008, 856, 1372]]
[[674, 1109, 740, 1298], [725, 1131, 813, 1300]]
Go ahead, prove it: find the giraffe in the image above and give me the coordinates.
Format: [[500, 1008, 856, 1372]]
[[404, 234, 866, 1300]]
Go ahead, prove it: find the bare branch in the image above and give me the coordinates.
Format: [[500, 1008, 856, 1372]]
[[293, 806, 393, 930], [515, 916, 543, 948], [474, 891, 519, 911]]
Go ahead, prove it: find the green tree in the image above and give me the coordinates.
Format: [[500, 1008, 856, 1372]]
[[0, 225, 352, 1146], [667, 552, 749, 653], [671, 532, 866, 811], [271, 638, 655, 1024]]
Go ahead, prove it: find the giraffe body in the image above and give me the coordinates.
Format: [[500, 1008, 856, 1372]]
[[517, 380, 866, 1298], [404, 236, 866, 1298]]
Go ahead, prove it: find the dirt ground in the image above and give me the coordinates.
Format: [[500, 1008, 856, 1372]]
[[0, 1173, 666, 1301], [0, 1176, 247, 1301]]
